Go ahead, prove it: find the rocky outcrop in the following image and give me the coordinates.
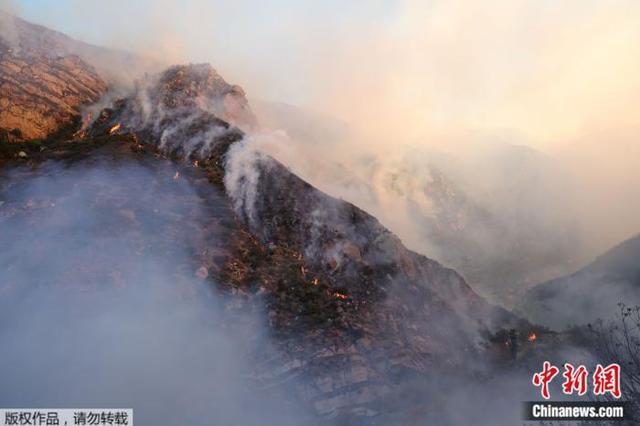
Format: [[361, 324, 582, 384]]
[[150, 64, 256, 130], [0, 38, 107, 141], [86, 63, 255, 145]]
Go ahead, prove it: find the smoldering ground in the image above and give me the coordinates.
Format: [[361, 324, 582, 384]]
[[0, 156, 313, 425], [220, 132, 608, 426], [0, 137, 529, 426], [224, 128, 585, 306]]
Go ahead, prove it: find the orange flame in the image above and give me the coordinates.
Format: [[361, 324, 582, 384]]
[[528, 332, 537, 342], [73, 112, 94, 139], [311, 277, 319, 286], [81, 112, 93, 131], [109, 123, 121, 135], [333, 291, 348, 300]]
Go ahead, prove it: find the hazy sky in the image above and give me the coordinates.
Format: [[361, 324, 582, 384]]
[[8, 0, 398, 106], [6, 0, 640, 149]]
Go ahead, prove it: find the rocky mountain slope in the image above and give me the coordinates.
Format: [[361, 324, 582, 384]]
[[2, 11, 582, 311], [0, 16, 553, 423], [0, 11, 157, 84], [0, 38, 106, 141], [517, 234, 640, 329], [84, 63, 527, 419], [249, 102, 582, 308], [0, 10, 175, 143], [0, 52, 535, 421]]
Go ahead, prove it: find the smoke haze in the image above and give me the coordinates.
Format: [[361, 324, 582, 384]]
[[0, 157, 312, 425]]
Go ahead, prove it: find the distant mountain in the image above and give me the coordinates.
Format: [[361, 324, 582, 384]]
[[516, 234, 640, 329], [422, 144, 583, 306], [0, 10, 159, 84]]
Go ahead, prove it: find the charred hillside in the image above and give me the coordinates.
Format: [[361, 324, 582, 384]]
[[0, 19, 541, 421], [76, 63, 528, 419]]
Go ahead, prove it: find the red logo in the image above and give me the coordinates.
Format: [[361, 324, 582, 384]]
[[532, 361, 559, 399], [562, 363, 588, 396], [593, 363, 621, 399], [532, 362, 621, 399]]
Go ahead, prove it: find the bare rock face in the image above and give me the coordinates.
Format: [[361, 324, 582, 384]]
[[0, 39, 107, 141]]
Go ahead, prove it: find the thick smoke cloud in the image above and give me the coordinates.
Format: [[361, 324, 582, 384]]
[[0, 158, 312, 425]]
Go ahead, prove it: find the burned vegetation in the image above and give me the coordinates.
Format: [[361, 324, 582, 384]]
[[1, 60, 578, 423]]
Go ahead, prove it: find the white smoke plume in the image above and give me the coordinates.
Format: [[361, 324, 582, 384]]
[[223, 133, 275, 228]]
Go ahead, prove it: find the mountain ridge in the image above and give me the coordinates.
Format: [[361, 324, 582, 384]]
[[517, 234, 640, 329]]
